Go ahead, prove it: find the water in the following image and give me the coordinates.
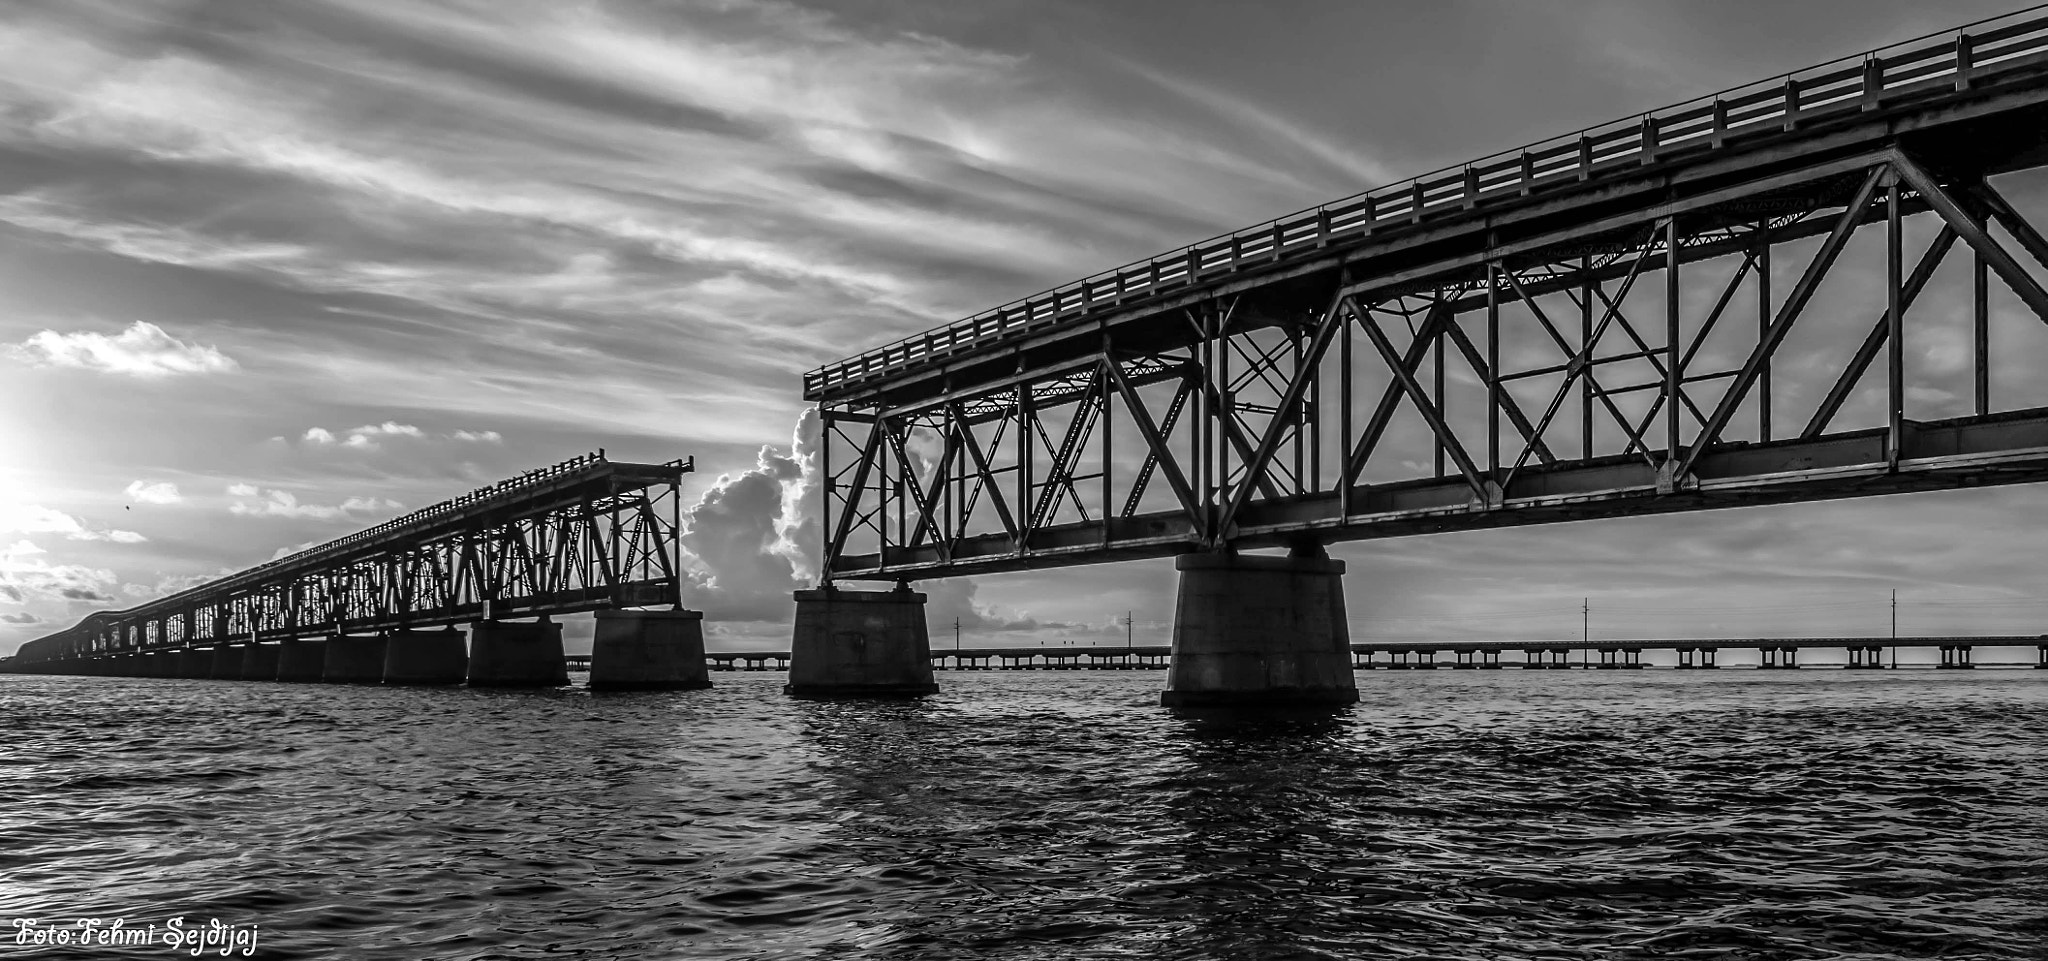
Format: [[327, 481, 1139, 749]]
[[2, 670, 2045, 960]]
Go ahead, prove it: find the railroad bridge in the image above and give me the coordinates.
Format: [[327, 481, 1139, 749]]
[[791, 9, 2048, 704], [1, 453, 709, 690]]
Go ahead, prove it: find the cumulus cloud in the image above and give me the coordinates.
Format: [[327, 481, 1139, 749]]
[[0, 540, 118, 606], [7, 321, 236, 377], [0, 502, 145, 543], [0, 612, 42, 624], [452, 430, 503, 443], [227, 486, 403, 520], [676, 412, 818, 622], [124, 480, 182, 504], [301, 422, 427, 449]]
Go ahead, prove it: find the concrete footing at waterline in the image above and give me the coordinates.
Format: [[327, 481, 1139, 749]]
[[1161, 549, 1358, 708], [323, 634, 388, 684], [590, 609, 712, 691], [383, 628, 469, 685], [785, 587, 938, 698], [276, 639, 327, 682], [239, 643, 281, 681], [467, 619, 568, 687]]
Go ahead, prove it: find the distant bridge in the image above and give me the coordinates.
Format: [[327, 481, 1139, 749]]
[[698, 637, 2048, 671], [3, 452, 693, 672]]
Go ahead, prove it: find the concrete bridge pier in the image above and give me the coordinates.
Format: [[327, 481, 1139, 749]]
[[1161, 548, 1357, 708], [467, 618, 568, 687], [786, 585, 938, 698], [175, 647, 217, 679], [383, 628, 468, 685], [590, 609, 712, 691], [205, 643, 241, 679], [276, 638, 327, 681], [240, 643, 280, 681], [323, 634, 388, 684]]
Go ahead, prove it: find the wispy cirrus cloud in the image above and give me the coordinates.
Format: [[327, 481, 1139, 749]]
[[226, 486, 402, 521]]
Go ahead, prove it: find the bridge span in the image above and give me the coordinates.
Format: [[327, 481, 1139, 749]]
[[0, 453, 714, 691], [789, 9, 2048, 705]]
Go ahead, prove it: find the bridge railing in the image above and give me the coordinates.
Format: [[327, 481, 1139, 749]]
[[803, 5, 2048, 400]]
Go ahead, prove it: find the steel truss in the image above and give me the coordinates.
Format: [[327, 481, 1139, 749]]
[[11, 453, 693, 665], [818, 147, 2048, 580]]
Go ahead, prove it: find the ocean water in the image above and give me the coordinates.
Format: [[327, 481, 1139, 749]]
[[2, 669, 2045, 960]]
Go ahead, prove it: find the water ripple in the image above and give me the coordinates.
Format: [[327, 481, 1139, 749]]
[[1, 670, 2044, 958]]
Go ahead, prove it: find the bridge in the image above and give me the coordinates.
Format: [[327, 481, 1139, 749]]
[[703, 637, 2048, 672], [0, 453, 714, 691], [790, 9, 2048, 705]]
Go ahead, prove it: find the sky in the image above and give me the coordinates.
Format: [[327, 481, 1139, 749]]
[[5, 0, 2048, 656]]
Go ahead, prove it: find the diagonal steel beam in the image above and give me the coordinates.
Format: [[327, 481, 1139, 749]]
[[824, 423, 884, 570], [1800, 225, 1958, 438], [1351, 296, 1489, 500], [1218, 304, 1346, 534], [1678, 163, 1886, 479], [1498, 260, 1657, 460], [1106, 359, 1205, 530], [1966, 181, 2048, 275], [947, 400, 1020, 545], [883, 421, 952, 562], [1441, 318, 1557, 467], [1122, 374, 1194, 518], [1342, 301, 1452, 487], [1890, 159, 2048, 325]]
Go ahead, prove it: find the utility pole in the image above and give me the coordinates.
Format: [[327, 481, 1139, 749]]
[[1125, 610, 1134, 652], [1583, 597, 1589, 643], [954, 616, 961, 652], [1890, 589, 1897, 669]]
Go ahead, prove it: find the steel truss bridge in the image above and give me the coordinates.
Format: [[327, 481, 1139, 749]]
[[7, 453, 692, 667], [807, 9, 2048, 581]]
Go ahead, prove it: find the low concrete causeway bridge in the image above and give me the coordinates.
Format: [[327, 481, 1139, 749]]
[[13, 11, 2048, 703]]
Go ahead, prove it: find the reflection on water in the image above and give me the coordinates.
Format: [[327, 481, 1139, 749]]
[[2, 670, 2045, 959]]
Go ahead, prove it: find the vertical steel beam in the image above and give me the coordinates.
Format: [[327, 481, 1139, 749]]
[[1581, 258, 1594, 459], [1886, 177, 1904, 467], [1487, 265, 1501, 475], [1339, 304, 1353, 515], [1433, 302, 1447, 479], [1757, 235, 1772, 441], [1976, 244, 1990, 415], [1665, 216, 1681, 458]]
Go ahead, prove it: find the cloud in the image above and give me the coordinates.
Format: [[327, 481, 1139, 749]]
[[0, 503, 144, 543], [0, 612, 42, 625], [7, 321, 237, 378], [452, 429, 503, 443], [300, 422, 427, 449], [227, 486, 403, 520], [123, 480, 182, 505], [0, 540, 118, 606]]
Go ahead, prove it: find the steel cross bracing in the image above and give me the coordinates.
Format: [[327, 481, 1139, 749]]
[[812, 10, 2048, 581], [9, 453, 694, 665]]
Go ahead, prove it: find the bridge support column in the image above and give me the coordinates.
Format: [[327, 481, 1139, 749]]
[[206, 644, 241, 679], [786, 586, 938, 697], [175, 647, 216, 679], [276, 639, 327, 681], [239, 643, 280, 681], [322, 634, 388, 684], [590, 609, 712, 691], [383, 628, 468, 685], [1161, 550, 1355, 708], [467, 619, 568, 687]]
